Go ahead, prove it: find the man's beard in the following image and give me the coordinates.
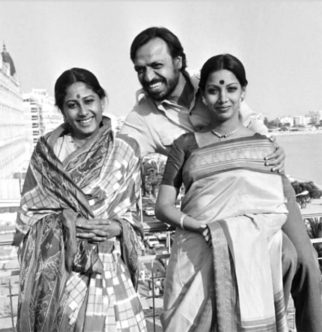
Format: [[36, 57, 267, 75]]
[[143, 74, 180, 102]]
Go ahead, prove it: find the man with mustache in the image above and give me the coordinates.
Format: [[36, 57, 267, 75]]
[[121, 26, 322, 332]]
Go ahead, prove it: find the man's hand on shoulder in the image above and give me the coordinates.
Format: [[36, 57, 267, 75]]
[[264, 136, 285, 173]]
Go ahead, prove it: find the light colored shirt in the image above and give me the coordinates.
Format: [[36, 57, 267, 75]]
[[121, 72, 268, 157]]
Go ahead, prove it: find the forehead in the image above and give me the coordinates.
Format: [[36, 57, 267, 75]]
[[64, 82, 94, 99], [206, 69, 239, 85], [134, 37, 172, 65]]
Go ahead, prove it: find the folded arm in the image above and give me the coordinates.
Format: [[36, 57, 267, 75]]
[[76, 217, 121, 243]]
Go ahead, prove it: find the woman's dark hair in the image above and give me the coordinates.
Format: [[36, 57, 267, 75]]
[[130, 26, 187, 71], [54, 67, 106, 111], [199, 54, 248, 91]]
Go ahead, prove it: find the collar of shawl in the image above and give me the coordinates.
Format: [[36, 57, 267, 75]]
[[17, 117, 114, 233]]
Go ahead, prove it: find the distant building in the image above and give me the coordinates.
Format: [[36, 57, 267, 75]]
[[280, 116, 294, 126], [23, 94, 42, 147], [293, 115, 310, 127], [306, 111, 320, 125], [23, 89, 62, 146], [0, 44, 29, 179], [32, 89, 62, 134]]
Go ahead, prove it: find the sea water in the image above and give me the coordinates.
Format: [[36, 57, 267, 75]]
[[275, 132, 322, 186]]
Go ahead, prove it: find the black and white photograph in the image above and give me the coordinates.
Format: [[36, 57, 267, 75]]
[[1, 1, 322, 331]]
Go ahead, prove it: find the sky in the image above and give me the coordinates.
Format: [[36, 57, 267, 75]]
[[1, 0, 322, 119]]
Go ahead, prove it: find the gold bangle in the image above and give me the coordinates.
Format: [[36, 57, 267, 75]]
[[179, 213, 186, 230]]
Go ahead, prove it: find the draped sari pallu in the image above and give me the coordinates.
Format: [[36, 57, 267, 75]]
[[162, 136, 289, 332], [15, 120, 146, 332]]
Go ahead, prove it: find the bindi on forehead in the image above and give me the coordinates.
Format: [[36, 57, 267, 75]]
[[219, 80, 225, 85], [76, 94, 81, 99]]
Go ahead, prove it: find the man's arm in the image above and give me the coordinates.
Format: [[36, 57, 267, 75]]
[[241, 102, 285, 173]]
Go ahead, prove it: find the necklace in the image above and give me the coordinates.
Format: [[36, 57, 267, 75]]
[[211, 127, 241, 139]]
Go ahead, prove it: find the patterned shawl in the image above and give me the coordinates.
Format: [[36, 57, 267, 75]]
[[14, 117, 143, 331]]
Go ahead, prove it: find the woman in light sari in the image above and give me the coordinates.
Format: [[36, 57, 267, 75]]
[[13, 68, 147, 331], [156, 54, 290, 331]]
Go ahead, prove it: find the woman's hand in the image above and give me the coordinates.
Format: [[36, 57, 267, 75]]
[[175, 213, 212, 246], [264, 137, 285, 173], [198, 225, 211, 246], [76, 217, 122, 243]]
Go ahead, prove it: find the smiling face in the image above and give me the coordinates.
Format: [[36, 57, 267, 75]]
[[62, 82, 104, 140], [203, 69, 245, 123], [133, 37, 182, 101]]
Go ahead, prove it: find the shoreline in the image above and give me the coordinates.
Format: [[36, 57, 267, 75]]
[[271, 130, 322, 136]]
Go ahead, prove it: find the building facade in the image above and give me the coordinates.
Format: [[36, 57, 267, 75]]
[[0, 44, 30, 180], [280, 116, 294, 126], [23, 89, 62, 147], [293, 115, 310, 127]]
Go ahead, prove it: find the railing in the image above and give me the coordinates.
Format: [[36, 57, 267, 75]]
[[0, 229, 18, 332], [301, 198, 322, 262], [311, 238, 322, 244], [0, 270, 18, 332], [138, 253, 170, 332]]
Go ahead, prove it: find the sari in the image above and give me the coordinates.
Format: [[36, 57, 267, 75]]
[[15, 118, 147, 332], [161, 135, 289, 332]]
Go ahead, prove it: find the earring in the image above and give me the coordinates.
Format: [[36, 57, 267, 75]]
[[202, 96, 207, 106]]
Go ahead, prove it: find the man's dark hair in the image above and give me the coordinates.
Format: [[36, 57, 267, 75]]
[[130, 27, 187, 71]]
